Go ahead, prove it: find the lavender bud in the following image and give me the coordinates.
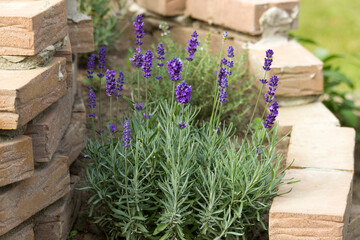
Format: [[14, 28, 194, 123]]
[[175, 81, 192, 104]]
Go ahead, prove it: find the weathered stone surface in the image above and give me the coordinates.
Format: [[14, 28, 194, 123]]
[[249, 40, 323, 98], [25, 90, 72, 163], [0, 58, 67, 130], [34, 175, 81, 240], [68, 20, 95, 53], [136, 0, 185, 16], [71, 54, 78, 105], [57, 94, 86, 165], [347, 204, 360, 240], [0, 155, 70, 236], [186, 0, 299, 35], [0, 221, 34, 240], [54, 36, 73, 87], [0, 136, 34, 187], [0, 0, 67, 56], [288, 126, 355, 171], [277, 102, 340, 128], [269, 168, 353, 239]]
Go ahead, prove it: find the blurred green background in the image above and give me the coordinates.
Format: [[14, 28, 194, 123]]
[[290, 0, 360, 93]]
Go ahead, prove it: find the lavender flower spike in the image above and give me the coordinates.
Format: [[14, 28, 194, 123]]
[[115, 72, 124, 97], [227, 46, 234, 58], [186, 30, 200, 61], [264, 100, 279, 128], [263, 49, 274, 71], [123, 120, 131, 148], [105, 69, 117, 96], [109, 124, 116, 133], [167, 57, 183, 81], [175, 81, 192, 104], [87, 54, 96, 79], [98, 46, 107, 70], [134, 103, 144, 110], [179, 121, 187, 129], [143, 113, 152, 119], [156, 43, 165, 66], [87, 87, 96, 118], [133, 14, 145, 46], [142, 50, 155, 78], [264, 75, 279, 103]]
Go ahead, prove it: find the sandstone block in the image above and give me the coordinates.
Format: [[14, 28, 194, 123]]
[[54, 36, 73, 88], [25, 89, 72, 163], [287, 126, 355, 171], [249, 40, 323, 98], [34, 175, 81, 240], [0, 58, 67, 130], [68, 20, 95, 53], [269, 168, 353, 239], [277, 102, 340, 129], [0, 155, 70, 236], [186, 0, 298, 35], [0, 136, 34, 187], [57, 94, 86, 165], [136, 0, 185, 16], [0, 0, 67, 56], [0, 221, 34, 240]]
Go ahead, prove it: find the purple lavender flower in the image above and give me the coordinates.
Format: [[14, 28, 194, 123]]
[[263, 49, 273, 71], [227, 61, 234, 68], [97, 46, 107, 70], [223, 31, 228, 41], [186, 30, 200, 61], [88, 87, 96, 118], [221, 58, 228, 65], [264, 75, 279, 103], [264, 100, 279, 128], [167, 57, 183, 81], [109, 124, 116, 133], [259, 79, 268, 84], [142, 50, 154, 78], [256, 147, 262, 155], [123, 120, 131, 148], [157, 43, 165, 67], [179, 121, 187, 129], [175, 81, 192, 104], [133, 15, 145, 46], [129, 52, 144, 68], [105, 69, 117, 96], [115, 72, 124, 97], [155, 76, 163, 80], [87, 54, 96, 79], [219, 89, 228, 103], [214, 126, 220, 130], [134, 103, 144, 110], [217, 66, 228, 103], [143, 113, 152, 119], [227, 46, 234, 58]]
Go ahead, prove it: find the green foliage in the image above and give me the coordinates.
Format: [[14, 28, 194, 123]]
[[78, 0, 128, 52], [67, 230, 78, 240], [127, 31, 254, 132], [82, 99, 292, 240]]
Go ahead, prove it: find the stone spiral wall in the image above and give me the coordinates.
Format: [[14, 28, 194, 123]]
[[0, 0, 94, 239]]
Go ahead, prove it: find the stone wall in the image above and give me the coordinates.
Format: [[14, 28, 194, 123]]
[[0, 0, 93, 239], [131, 0, 357, 239]]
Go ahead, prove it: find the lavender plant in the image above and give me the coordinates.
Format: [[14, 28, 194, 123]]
[[82, 14, 293, 240]]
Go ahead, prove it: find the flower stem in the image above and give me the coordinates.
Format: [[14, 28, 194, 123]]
[[137, 69, 141, 103]]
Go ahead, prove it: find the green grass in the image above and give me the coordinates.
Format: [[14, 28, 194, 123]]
[[290, 0, 360, 91]]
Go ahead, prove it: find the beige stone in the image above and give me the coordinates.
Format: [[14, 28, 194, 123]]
[[249, 40, 323, 98], [269, 168, 353, 239], [186, 0, 299, 35], [0, 136, 34, 187], [57, 94, 86, 165], [0, 221, 34, 240], [0, 155, 70, 236], [136, 0, 185, 16], [277, 102, 340, 129], [68, 19, 95, 53], [34, 175, 81, 240], [0, 0, 67, 56], [0, 58, 67, 130], [54, 36, 73, 88], [287, 126, 355, 172], [25, 90, 72, 163]]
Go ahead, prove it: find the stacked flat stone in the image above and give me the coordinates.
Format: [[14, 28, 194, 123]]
[[131, 0, 357, 239], [0, 0, 94, 239]]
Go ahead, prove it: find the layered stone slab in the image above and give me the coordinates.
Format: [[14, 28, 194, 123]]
[[0, 58, 67, 130], [0, 221, 34, 240], [57, 94, 86, 165], [186, 0, 298, 35], [0, 155, 70, 236], [25, 90, 72, 163], [269, 168, 353, 239], [249, 40, 323, 98], [54, 36, 73, 87], [287, 126, 355, 172], [277, 102, 340, 129], [0, 136, 34, 187], [68, 20, 95, 53], [34, 175, 81, 240], [0, 0, 67, 56], [136, 0, 185, 16]]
